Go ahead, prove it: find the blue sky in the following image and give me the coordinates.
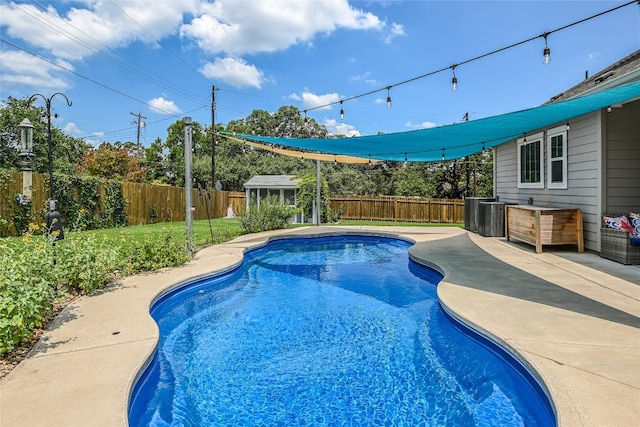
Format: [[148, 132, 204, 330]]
[[1, 1, 638, 148]]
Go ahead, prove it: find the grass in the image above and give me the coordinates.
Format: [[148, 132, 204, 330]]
[[95, 217, 244, 250]]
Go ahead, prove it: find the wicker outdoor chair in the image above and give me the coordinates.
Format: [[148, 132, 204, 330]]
[[600, 214, 640, 265]]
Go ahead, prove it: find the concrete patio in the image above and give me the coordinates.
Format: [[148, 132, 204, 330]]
[[1, 226, 638, 426]]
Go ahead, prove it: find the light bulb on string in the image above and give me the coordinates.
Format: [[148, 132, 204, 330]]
[[386, 87, 392, 109], [451, 65, 458, 91], [542, 33, 551, 65], [340, 101, 344, 120]]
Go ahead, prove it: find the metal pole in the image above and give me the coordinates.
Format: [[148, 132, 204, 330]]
[[184, 117, 194, 254], [28, 93, 72, 204], [316, 159, 321, 226], [211, 86, 217, 189], [47, 100, 53, 201]]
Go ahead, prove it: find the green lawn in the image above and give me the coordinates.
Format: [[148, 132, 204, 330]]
[[95, 217, 244, 250]]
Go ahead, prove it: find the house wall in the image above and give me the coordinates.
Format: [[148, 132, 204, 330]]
[[495, 112, 602, 251], [603, 99, 640, 215]]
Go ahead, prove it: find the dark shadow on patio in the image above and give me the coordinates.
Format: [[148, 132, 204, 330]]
[[409, 233, 640, 329]]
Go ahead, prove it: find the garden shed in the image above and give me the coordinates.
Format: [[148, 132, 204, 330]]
[[243, 175, 304, 224]]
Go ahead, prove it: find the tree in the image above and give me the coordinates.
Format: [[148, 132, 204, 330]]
[[0, 96, 89, 174], [393, 164, 436, 198], [143, 137, 168, 184], [78, 143, 145, 182], [161, 119, 209, 187]]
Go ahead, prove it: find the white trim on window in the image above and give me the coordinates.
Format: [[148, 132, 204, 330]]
[[547, 125, 567, 189], [517, 132, 544, 189]]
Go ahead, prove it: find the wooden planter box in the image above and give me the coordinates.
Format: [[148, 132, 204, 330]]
[[505, 205, 584, 254]]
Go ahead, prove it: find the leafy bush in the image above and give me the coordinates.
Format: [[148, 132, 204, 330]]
[[0, 236, 59, 354], [295, 173, 342, 223], [120, 232, 190, 274], [54, 232, 119, 294], [0, 219, 244, 355], [241, 195, 298, 233]]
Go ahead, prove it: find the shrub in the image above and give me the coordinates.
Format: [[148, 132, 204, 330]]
[[241, 195, 298, 233], [54, 232, 120, 294], [0, 236, 59, 354], [120, 231, 190, 274]]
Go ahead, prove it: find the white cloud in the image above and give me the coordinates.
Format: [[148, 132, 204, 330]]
[[0, 2, 192, 60], [324, 118, 360, 137], [348, 71, 379, 86], [290, 90, 341, 110], [63, 122, 82, 135], [0, 50, 70, 91], [181, 0, 382, 56], [149, 97, 182, 115], [381, 22, 405, 44], [405, 120, 437, 130], [200, 57, 264, 88]]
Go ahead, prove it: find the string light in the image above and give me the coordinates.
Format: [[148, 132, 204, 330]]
[[442, 148, 445, 161], [451, 65, 458, 91], [566, 122, 570, 131], [334, 155, 337, 165], [386, 86, 392, 108], [297, 2, 635, 117], [340, 101, 344, 120], [403, 153, 408, 168], [542, 32, 551, 65]]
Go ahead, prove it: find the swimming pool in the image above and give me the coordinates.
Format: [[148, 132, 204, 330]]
[[129, 234, 555, 426]]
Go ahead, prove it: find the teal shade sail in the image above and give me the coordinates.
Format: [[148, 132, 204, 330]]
[[223, 80, 640, 162]]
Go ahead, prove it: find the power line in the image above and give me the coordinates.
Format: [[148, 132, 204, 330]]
[[0, 38, 183, 116], [20, 1, 206, 105], [107, 0, 212, 88]]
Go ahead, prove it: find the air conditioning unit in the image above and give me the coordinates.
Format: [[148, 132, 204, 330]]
[[464, 197, 495, 232]]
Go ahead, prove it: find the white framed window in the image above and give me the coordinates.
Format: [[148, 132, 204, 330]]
[[517, 132, 544, 188], [547, 125, 567, 189]]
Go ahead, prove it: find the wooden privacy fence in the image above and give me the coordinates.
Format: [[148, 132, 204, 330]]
[[1, 171, 464, 236], [120, 181, 245, 225], [0, 171, 245, 236], [330, 195, 464, 223]]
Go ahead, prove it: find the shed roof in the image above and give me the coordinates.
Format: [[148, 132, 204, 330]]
[[244, 175, 300, 189]]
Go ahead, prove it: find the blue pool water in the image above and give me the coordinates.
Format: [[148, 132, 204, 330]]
[[129, 235, 555, 427]]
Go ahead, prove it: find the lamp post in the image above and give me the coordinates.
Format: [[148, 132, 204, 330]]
[[27, 93, 72, 204], [17, 118, 34, 202]]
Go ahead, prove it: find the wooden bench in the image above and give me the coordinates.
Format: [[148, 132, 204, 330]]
[[505, 205, 584, 254]]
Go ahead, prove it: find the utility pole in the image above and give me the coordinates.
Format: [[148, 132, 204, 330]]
[[130, 111, 147, 158], [211, 86, 219, 190]]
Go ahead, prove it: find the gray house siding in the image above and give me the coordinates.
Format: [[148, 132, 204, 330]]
[[603, 100, 640, 215], [495, 112, 602, 251]]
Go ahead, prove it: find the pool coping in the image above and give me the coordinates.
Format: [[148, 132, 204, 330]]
[[1, 226, 638, 427]]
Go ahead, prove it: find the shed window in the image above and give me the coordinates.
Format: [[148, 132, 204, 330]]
[[547, 126, 567, 189], [284, 189, 295, 206], [517, 132, 544, 189]]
